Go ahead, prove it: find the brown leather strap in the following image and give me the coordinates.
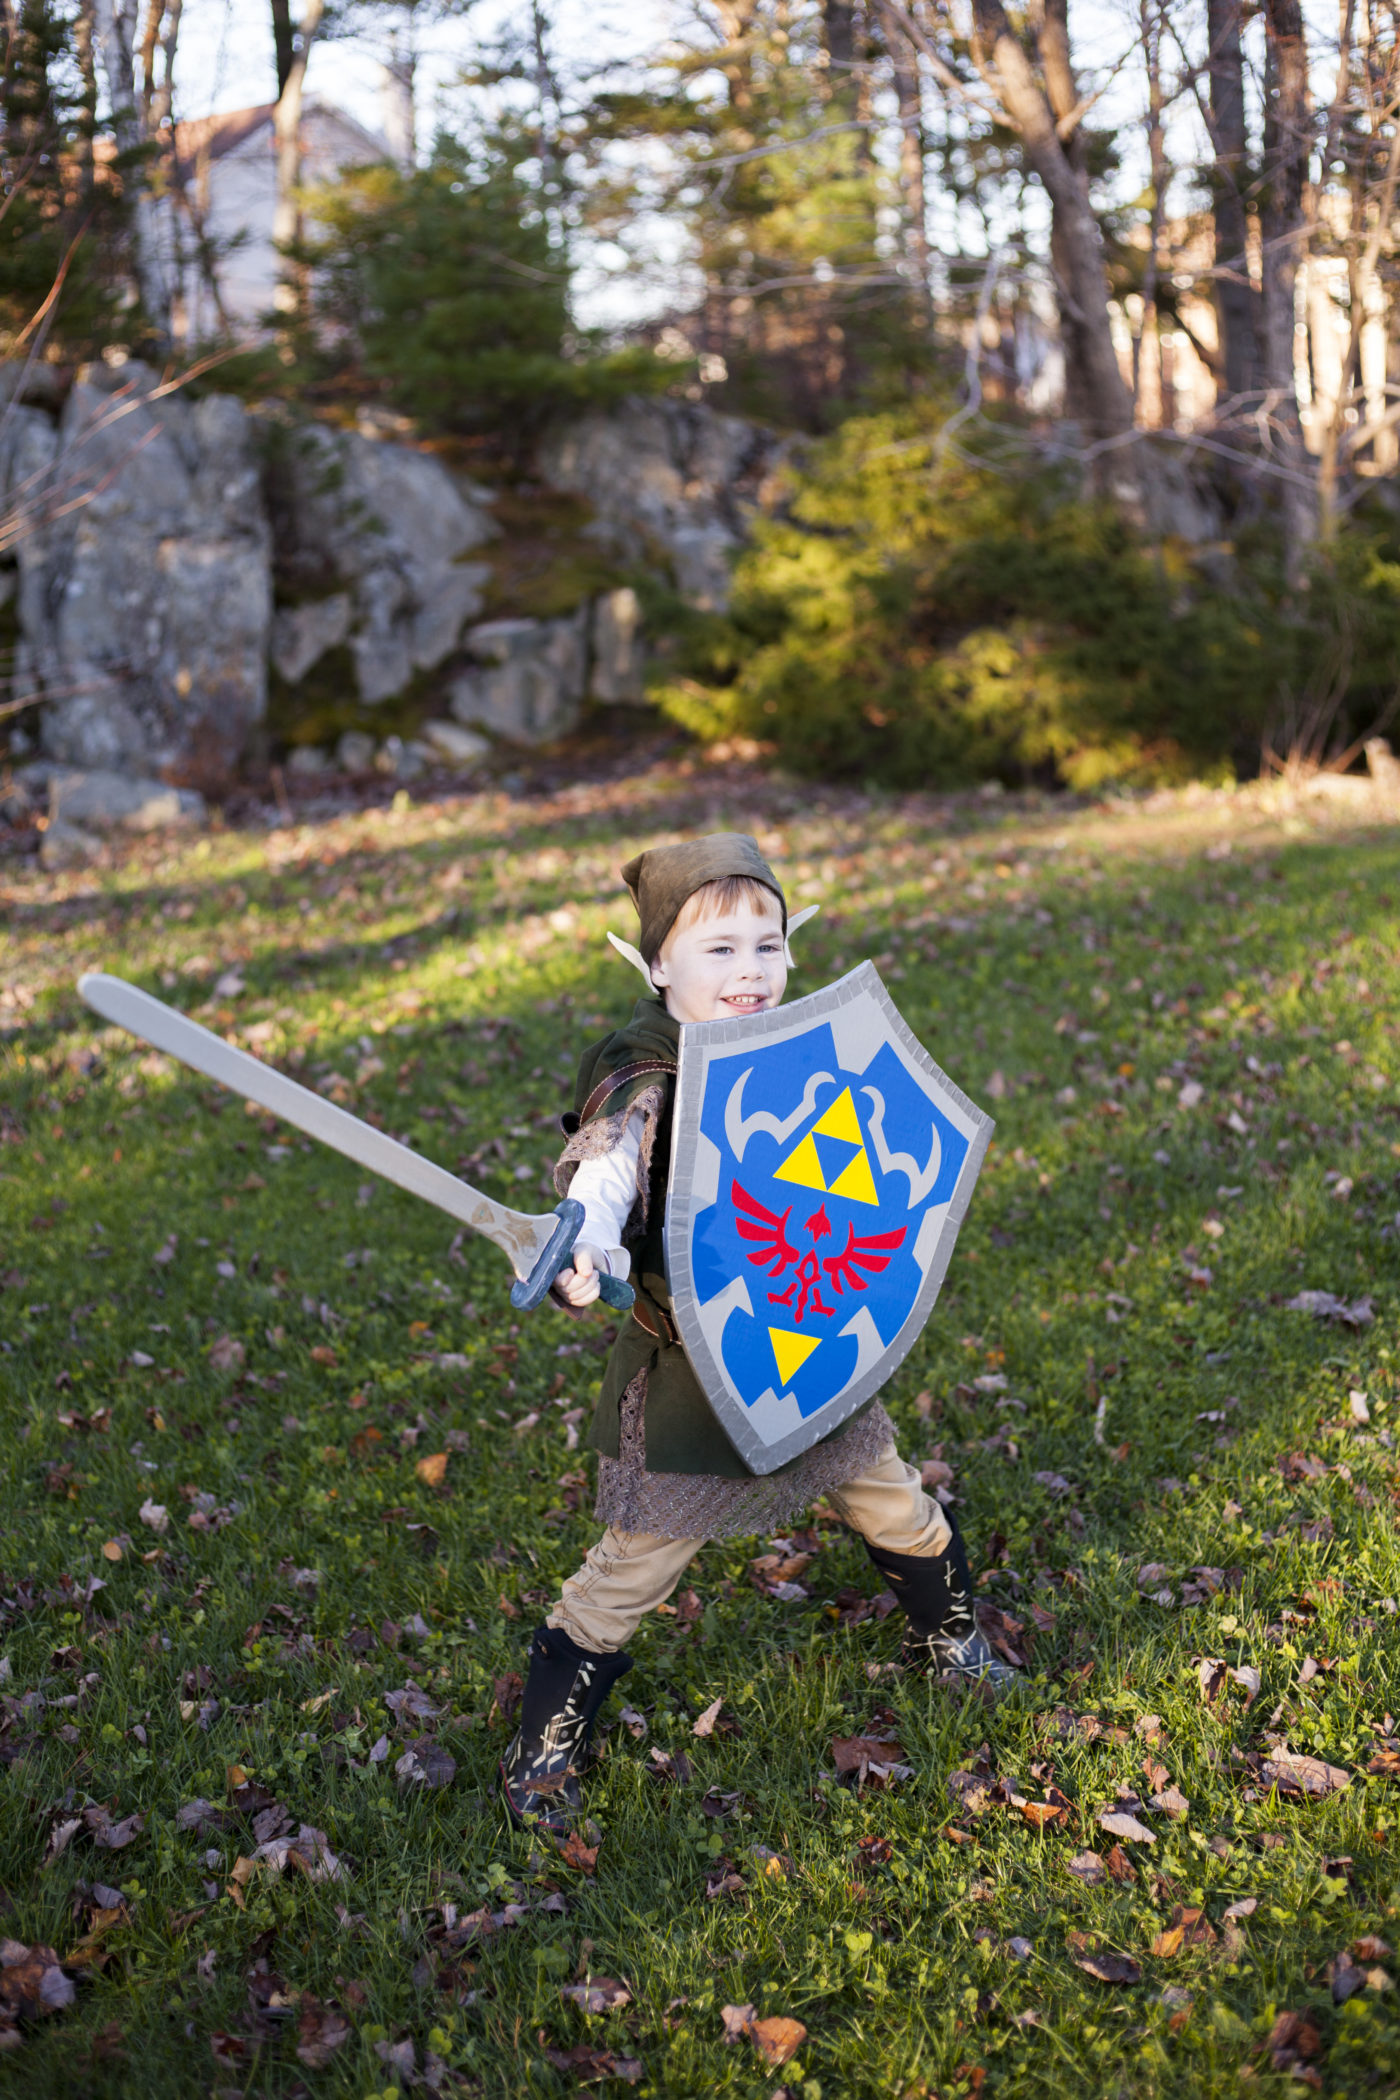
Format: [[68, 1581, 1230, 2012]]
[[630, 1291, 678, 1345], [579, 1057, 676, 1129]]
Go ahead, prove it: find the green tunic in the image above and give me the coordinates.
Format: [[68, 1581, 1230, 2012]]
[[568, 997, 876, 1482]]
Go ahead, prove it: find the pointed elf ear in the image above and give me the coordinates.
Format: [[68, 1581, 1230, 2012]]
[[784, 902, 819, 965], [606, 932, 657, 987]]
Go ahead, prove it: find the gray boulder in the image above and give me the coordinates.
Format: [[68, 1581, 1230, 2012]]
[[448, 611, 587, 746], [420, 718, 490, 766], [269, 421, 495, 702], [271, 594, 352, 683], [537, 398, 786, 612], [590, 587, 645, 702], [47, 765, 207, 831], [9, 360, 271, 777], [335, 730, 377, 773]]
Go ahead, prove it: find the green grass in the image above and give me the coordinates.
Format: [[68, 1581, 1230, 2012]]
[[1, 764, 1398, 2098]]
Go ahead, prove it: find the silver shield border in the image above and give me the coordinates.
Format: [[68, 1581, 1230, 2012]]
[[664, 961, 995, 1476]]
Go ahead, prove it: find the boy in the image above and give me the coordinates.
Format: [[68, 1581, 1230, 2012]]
[[500, 833, 1013, 1828]]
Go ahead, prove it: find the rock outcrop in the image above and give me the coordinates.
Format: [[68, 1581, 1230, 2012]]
[[266, 420, 496, 704], [448, 610, 590, 746], [6, 358, 271, 778], [537, 398, 785, 612]]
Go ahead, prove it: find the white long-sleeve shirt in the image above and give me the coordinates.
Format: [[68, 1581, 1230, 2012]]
[[564, 1110, 642, 1279]]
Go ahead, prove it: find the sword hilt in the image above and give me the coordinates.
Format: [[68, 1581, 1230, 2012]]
[[510, 1199, 636, 1314]]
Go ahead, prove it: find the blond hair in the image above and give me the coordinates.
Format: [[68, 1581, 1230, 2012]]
[[657, 875, 783, 958]]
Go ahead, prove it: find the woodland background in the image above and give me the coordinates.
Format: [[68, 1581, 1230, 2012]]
[[4, 0, 1400, 789]]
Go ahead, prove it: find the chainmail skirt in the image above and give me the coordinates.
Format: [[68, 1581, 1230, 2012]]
[[594, 1368, 896, 1540]]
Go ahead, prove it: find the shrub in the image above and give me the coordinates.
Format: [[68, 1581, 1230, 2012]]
[[648, 409, 1400, 789]]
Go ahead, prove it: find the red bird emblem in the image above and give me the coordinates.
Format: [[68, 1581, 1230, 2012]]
[[731, 1182, 907, 1323]]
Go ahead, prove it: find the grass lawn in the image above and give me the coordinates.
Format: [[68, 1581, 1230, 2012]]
[[2, 757, 1399, 2099]]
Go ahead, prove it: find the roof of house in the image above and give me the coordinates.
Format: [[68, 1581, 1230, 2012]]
[[172, 99, 391, 182]]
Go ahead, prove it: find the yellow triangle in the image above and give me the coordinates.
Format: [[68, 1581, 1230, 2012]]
[[769, 1327, 821, 1386], [774, 1130, 827, 1193], [828, 1146, 880, 1206], [813, 1087, 863, 1144]]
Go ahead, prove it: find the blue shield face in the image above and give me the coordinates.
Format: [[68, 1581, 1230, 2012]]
[[665, 965, 994, 1475]]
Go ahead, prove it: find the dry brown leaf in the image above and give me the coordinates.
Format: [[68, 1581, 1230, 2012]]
[[1067, 1851, 1104, 1885], [1105, 1843, 1137, 1884], [749, 2015, 807, 2067], [1075, 1950, 1141, 1986], [1098, 1808, 1156, 1845], [561, 1978, 631, 2014], [692, 1697, 723, 1738], [415, 1451, 449, 1487], [101, 1539, 124, 1563], [310, 1344, 338, 1367], [295, 1994, 351, 2069], [558, 1830, 600, 1876], [1260, 1748, 1350, 1798], [1153, 1925, 1184, 1958]]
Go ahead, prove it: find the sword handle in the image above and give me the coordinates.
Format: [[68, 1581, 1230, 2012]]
[[509, 1200, 636, 1315]]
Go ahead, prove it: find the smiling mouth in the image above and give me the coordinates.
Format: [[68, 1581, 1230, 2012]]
[[722, 993, 769, 1010]]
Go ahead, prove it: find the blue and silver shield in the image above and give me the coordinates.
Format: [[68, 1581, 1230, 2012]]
[[665, 963, 994, 1475]]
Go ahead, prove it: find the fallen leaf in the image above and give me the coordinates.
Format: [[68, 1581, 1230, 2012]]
[[207, 1333, 245, 1372], [1075, 1950, 1141, 1986], [1105, 1844, 1137, 1884], [1223, 1897, 1258, 1921], [692, 1697, 723, 1738], [1260, 1748, 1350, 1798], [415, 1451, 449, 1488], [1067, 1851, 1104, 1885], [1098, 1809, 1156, 1845], [720, 2003, 756, 2043], [1354, 1934, 1393, 1961], [295, 1994, 351, 2069], [0, 1941, 75, 2021], [138, 1498, 169, 1535], [831, 1736, 911, 1787], [561, 1978, 632, 2014], [749, 2015, 807, 2067], [101, 1539, 124, 1563], [394, 1742, 456, 1789], [541, 2043, 641, 2084], [558, 1829, 600, 1875], [1152, 1925, 1184, 1958], [309, 1344, 338, 1367], [1150, 1785, 1190, 1820]]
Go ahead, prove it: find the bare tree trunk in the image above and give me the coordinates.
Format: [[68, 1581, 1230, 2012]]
[[1317, 85, 1400, 533], [970, 0, 1138, 470], [1134, 0, 1169, 412], [1259, 0, 1314, 561], [269, 0, 294, 98], [271, 0, 324, 317], [1205, 0, 1259, 400], [889, 11, 930, 298], [92, 0, 171, 347], [74, 0, 98, 200]]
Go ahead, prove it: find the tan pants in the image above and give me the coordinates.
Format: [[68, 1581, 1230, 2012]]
[[547, 1441, 950, 1654]]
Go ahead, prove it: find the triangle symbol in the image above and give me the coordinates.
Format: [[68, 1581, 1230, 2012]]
[[769, 1327, 821, 1386], [828, 1147, 880, 1206], [774, 1130, 827, 1193], [813, 1087, 863, 1144]]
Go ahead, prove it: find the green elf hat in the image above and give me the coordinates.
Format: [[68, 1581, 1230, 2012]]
[[606, 832, 819, 984]]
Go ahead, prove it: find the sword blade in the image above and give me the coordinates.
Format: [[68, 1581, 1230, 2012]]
[[77, 972, 557, 1279]]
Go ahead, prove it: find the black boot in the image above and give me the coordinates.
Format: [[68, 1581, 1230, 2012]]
[[865, 1519, 1018, 1689], [499, 1623, 632, 1831]]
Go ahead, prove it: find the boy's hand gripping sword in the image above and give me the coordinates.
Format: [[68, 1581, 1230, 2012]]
[[77, 973, 634, 1314]]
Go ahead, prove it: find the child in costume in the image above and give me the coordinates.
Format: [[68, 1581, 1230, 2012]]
[[500, 834, 1014, 1828]]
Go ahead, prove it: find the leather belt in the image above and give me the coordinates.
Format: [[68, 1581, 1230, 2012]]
[[630, 1292, 678, 1346]]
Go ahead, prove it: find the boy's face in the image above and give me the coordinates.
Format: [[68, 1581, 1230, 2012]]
[[651, 903, 788, 1025]]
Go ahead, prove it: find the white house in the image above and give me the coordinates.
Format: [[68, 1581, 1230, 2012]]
[[170, 98, 397, 343]]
